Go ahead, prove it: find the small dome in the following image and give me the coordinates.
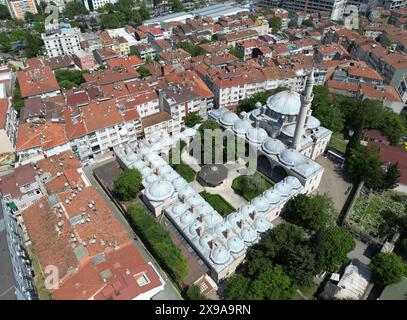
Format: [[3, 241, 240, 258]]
[[246, 127, 268, 144], [275, 182, 292, 197], [187, 195, 204, 208], [204, 211, 222, 227], [151, 141, 163, 152], [157, 165, 172, 176], [262, 138, 286, 155], [227, 236, 245, 254], [140, 166, 153, 177], [126, 153, 137, 163], [145, 174, 159, 184], [220, 112, 239, 126], [266, 90, 301, 115], [239, 204, 256, 217], [199, 233, 214, 248], [263, 189, 281, 204], [163, 170, 179, 182], [178, 185, 195, 200], [133, 159, 146, 170], [172, 176, 188, 191], [241, 226, 257, 243], [250, 196, 270, 213], [170, 202, 188, 217], [210, 245, 230, 265], [294, 160, 321, 178], [188, 221, 203, 237], [182, 128, 196, 137], [233, 119, 253, 135], [254, 217, 272, 233], [281, 123, 296, 138], [140, 147, 152, 158], [161, 136, 173, 147], [145, 180, 175, 201], [227, 212, 244, 228], [279, 149, 303, 167], [284, 176, 302, 189], [180, 211, 195, 225], [196, 202, 213, 215], [214, 221, 230, 237], [306, 116, 320, 129], [255, 101, 263, 108]]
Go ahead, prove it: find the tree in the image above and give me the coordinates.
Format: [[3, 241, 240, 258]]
[[370, 252, 406, 286], [136, 65, 151, 78], [313, 226, 355, 272], [312, 87, 345, 133], [63, 2, 88, 19], [269, 16, 282, 33], [0, 4, 10, 20], [226, 265, 294, 300], [112, 169, 142, 201], [184, 111, 203, 128], [345, 145, 383, 189], [177, 41, 205, 57], [225, 275, 251, 300], [25, 32, 43, 58], [185, 285, 208, 300], [59, 80, 77, 89], [238, 87, 287, 113], [287, 193, 336, 232], [280, 244, 317, 288], [138, 3, 150, 20], [101, 12, 126, 29], [301, 19, 313, 27], [229, 47, 244, 60], [380, 163, 401, 190], [396, 238, 407, 261], [171, 0, 186, 12], [55, 69, 86, 87], [211, 34, 218, 41]]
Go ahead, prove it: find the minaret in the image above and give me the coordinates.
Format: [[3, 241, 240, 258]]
[[292, 69, 315, 150]]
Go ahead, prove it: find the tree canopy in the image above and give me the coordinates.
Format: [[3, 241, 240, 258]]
[[55, 69, 86, 88], [370, 252, 406, 286], [312, 226, 355, 272], [63, 2, 88, 19], [269, 16, 282, 33], [171, 0, 186, 12], [184, 285, 208, 300], [0, 4, 10, 20], [184, 111, 203, 128], [112, 169, 142, 201], [286, 193, 337, 232]]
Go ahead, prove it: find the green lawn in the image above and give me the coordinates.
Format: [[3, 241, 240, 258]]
[[171, 162, 196, 182], [27, 245, 52, 300], [328, 132, 348, 154], [232, 172, 274, 201], [199, 191, 235, 217]]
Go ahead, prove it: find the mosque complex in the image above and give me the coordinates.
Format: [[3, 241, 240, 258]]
[[115, 70, 332, 282]]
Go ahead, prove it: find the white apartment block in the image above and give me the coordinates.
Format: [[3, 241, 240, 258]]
[[42, 27, 83, 58], [83, 0, 118, 11]]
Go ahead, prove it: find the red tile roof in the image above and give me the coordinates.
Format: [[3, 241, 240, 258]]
[[0, 98, 8, 129], [0, 164, 37, 198], [17, 66, 60, 98], [16, 121, 68, 152]]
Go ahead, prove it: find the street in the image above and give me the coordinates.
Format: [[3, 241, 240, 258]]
[[0, 205, 17, 300], [83, 156, 182, 300]]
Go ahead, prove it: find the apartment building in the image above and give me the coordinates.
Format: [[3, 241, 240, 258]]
[[15, 121, 71, 165], [0, 98, 17, 152], [42, 27, 83, 58], [6, 0, 37, 20], [383, 0, 407, 9], [83, 0, 118, 11], [64, 99, 142, 161]]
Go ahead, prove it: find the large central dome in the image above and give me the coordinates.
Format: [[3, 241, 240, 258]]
[[266, 90, 301, 116]]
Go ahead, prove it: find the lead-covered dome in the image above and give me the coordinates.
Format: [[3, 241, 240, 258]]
[[233, 119, 253, 135], [262, 138, 286, 155], [145, 180, 175, 201], [279, 149, 303, 167], [263, 189, 281, 204], [220, 112, 239, 126], [275, 181, 292, 197], [284, 176, 302, 189], [266, 90, 301, 115], [172, 176, 188, 191], [170, 202, 188, 217], [180, 211, 195, 225], [227, 236, 245, 254], [210, 245, 230, 265], [306, 115, 320, 129], [254, 217, 272, 233], [250, 196, 270, 213], [145, 174, 159, 185], [241, 226, 257, 243], [246, 127, 268, 144], [199, 233, 214, 248]]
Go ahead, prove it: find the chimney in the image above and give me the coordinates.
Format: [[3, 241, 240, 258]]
[[223, 229, 229, 239], [251, 210, 256, 220], [159, 60, 165, 76], [197, 226, 204, 236]]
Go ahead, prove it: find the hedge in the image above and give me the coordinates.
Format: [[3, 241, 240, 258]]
[[127, 205, 188, 285]]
